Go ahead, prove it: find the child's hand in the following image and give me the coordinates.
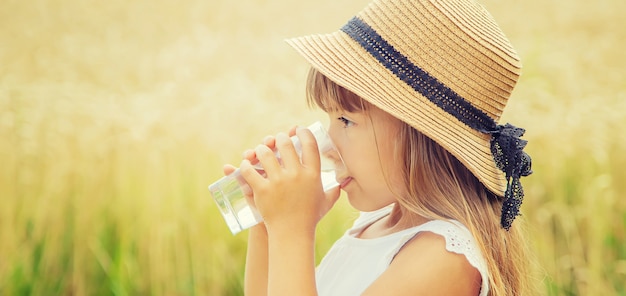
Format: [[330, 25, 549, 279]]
[[239, 127, 341, 234], [222, 134, 278, 208], [221, 126, 300, 217]]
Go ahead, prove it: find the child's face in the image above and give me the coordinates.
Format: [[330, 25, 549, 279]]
[[326, 106, 404, 212]]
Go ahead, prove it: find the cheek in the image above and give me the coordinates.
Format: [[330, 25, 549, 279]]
[[328, 127, 347, 158], [376, 132, 405, 187], [327, 125, 341, 146]]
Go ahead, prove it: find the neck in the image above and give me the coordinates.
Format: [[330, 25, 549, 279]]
[[359, 203, 429, 239], [387, 203, 429, 230]]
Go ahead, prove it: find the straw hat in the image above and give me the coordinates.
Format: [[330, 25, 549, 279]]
[[286, 0, 532, 229]]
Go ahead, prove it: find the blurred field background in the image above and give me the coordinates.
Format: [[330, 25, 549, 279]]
[[0, 0, 624, 295]]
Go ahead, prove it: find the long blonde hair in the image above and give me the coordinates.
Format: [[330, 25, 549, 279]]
[[306, 68, 539, 296]]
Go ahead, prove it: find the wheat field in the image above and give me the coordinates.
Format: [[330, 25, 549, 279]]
[[1, 0, 624, 295]]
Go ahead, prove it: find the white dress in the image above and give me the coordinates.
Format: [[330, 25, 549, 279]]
[[316, 206, 489, 296]]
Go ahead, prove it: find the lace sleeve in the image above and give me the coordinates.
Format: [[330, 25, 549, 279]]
[[419, 220, 490, 296]]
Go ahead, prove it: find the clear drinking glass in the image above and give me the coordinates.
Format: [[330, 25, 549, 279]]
[[209, 121, 345, 235]]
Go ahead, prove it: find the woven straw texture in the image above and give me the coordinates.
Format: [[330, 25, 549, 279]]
[[287, 0, 522, 196]]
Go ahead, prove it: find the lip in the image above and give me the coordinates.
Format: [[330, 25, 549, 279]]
[[337, 177, 353, 189]]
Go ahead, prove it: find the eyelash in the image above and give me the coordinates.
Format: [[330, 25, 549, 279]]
[[338, 116, 354, 128]]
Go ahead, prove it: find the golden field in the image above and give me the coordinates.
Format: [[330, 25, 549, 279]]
[[1, 0, 624, 295]]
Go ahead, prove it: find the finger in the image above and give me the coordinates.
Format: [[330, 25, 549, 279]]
[[243, 149, 255, 160], [242, 149, 260, 167], [288, 125, 298, 137], [254, 144, 282, 174], [223, 164, 237, 176], [263, 135, 276, 149], [227, 165, 253, 188], [239, 159, 267, 188], [244, 136, 276, 165], [297, 127, 321, 171], [274, 132, 300, 170]]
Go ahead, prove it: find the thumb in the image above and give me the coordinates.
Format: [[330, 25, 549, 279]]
[[223, 164, 237, 176]]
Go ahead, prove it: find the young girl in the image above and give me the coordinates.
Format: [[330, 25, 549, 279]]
[[223, 0, 536, 295]]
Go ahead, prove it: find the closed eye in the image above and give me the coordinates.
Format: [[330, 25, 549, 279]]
[[338, 116, 355, 128]]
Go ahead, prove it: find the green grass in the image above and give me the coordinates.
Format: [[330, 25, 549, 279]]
[[1, 0, 625, 295]]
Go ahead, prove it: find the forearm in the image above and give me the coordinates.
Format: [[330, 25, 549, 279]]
[[244, 224, 269, 296], [266, 228, 318, 296]]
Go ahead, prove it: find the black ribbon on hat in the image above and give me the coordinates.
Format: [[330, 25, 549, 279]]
[[341, 17, 532, 230], [484, 124, 533, 230]]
